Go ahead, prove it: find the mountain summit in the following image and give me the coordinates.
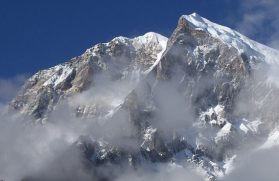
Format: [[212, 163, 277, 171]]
[[7, 13, 279, 180]]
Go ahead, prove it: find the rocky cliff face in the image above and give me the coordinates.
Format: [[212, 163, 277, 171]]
[[9, 13, 279, 180]]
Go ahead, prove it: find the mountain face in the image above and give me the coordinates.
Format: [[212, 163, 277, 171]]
[[10, 32, 167, 122], [8, 13, 279, 180]]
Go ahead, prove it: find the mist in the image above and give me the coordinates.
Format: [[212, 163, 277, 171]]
[[0, 66, 208, 181], [231, 0, 279, 48], [0, 74, 28, 103], [116, 163, 203, 181], [1, 3, 279, 180], [221, 146, 279, 181]]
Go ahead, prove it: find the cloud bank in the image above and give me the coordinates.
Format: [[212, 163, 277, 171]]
[[234, 0, 279, 48]]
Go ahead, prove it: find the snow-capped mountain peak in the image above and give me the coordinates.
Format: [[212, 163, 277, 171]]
[[7, 13, 279, 181], [183, 13, 279, 65], [133, 32, 168, 46]]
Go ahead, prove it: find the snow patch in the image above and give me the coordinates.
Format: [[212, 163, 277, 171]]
[[141, 127, 157, 152], [215, 122, 232, 142], [260, 130, 279, 149], [239, 123, 249, 134], [43, 65, 73, 88], [223, 155, 237, 174]]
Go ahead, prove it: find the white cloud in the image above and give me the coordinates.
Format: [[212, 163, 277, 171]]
[[116, 163, 203, 181], [0, 74, 28, 103], [222, 146, 279, 181], [235, 0, 279, 48]]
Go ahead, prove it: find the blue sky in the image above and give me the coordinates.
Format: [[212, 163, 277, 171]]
[[0, 0, 277, 78]]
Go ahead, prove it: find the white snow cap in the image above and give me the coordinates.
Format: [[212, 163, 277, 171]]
[[138, 32, 168, 74], [183, 13, 279, 65], [133, 32, 168, 46]]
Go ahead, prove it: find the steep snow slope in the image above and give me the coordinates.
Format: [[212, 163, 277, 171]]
[[183, 13, 279, 65]]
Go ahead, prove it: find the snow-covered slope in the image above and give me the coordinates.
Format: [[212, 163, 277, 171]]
[[183, 13, 279, 65]]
